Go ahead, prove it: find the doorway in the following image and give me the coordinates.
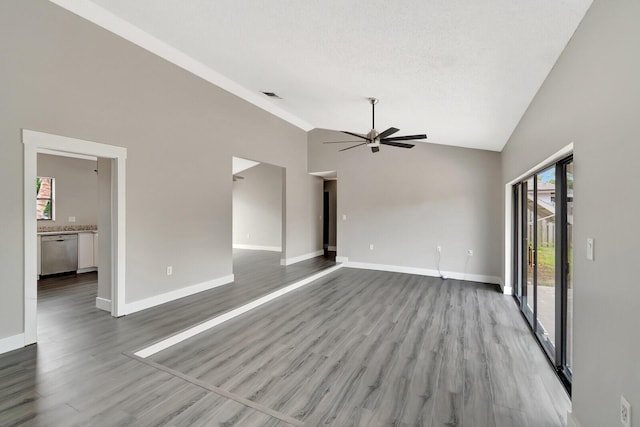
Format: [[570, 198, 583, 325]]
[[512, 155, 574, 391], [231, 156, 286, 275], [23, 130, 126, 346], [323, 179, 337, 254]]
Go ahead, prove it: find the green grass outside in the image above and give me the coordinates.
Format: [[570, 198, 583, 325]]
[[537, 246, 555, 287]]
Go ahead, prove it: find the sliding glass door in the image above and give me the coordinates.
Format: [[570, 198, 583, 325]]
[[512, 156, 573, 391]]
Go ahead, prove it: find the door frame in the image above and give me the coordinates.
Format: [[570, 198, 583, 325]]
[[503, 143, 573, 294], [22, 129, 127, 345]]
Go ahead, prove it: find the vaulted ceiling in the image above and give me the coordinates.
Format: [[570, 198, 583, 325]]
[[66, 0, 591, 151]]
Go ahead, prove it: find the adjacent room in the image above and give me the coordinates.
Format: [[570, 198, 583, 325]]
[[1, 1, 638, 426]]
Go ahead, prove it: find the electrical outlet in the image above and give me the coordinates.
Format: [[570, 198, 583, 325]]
[[369, 244, 374, 250], [621, 395, 631, 427], [437, 246, 442, 253], [468, 249, 473, 256], [166, 266, 173, 276], [343, 214, 347, 221], [68, 216, 76, 223], [247, 233, 251, 240]]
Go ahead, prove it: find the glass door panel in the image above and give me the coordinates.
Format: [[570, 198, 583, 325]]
[[524, 177, 535, 323], [565, 161, 574, 372], [513, 184, 522, 302], [536, 166, 556, 351]]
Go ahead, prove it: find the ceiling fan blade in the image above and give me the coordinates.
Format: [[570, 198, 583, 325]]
[[381, 134, 427, 142], [322, 140, 365, 144], [342, 131, 370, 141], [339, 142, 368, 152], [377, 127, 400, 139], [381, 141, 415, 149], [371, 146, 380, 153]]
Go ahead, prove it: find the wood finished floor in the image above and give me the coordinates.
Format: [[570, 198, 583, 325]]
[[150, 268, 570, 427], [0, 250, 569, 426]]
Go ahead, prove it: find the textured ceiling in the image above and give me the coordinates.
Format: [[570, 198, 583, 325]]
[[84, 0, 591, 151]]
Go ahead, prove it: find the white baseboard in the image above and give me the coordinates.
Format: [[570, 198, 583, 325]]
[[567, 411, 582, 427], [0, 333, 25, 355], [77, 267, 98, 274], [344, 261, 501, 285], [123, 274, 235, 315], [95, 297, 112, 312], [280, 250, 324, 266], [336, 256, 349, 263], [233, 244, 281, 252]]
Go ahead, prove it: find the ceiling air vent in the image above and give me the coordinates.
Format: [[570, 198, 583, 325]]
[[261, 91, 282, 99]]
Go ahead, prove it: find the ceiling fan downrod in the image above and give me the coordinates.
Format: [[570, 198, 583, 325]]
[[369, 97, 378, 131]]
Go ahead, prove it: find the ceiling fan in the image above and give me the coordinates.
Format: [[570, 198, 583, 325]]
[[323, 98, 427, 153]]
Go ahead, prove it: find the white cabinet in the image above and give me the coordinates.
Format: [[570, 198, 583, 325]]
[[93, 233, 98, 268], [78, 232, 97, 269], [37, 236, 42, 276]]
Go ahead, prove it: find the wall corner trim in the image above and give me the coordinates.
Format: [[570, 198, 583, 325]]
[[123, 274, 234, 315], [344, 261, 501, 285], [567, 410, 582, 427], [280, 250, 324, 266], [0, 333, 26, 355], [95, 297, 112, 312]]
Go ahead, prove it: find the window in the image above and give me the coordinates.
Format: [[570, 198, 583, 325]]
[[36, 177, 54, 220]]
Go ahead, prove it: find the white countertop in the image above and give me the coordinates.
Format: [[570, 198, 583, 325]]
[[37, 230, 98, 235]]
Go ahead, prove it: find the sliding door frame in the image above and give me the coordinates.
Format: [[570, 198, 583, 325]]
[[511, 153, 573, 394]]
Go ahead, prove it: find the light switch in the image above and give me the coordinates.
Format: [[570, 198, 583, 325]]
[[586, 238, 594, 261]]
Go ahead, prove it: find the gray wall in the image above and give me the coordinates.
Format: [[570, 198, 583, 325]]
[[233, 163, 283, 250], [500, 1, 639, 425], [309, 129, 502, 280], [0, 0, 322, 339], [36, 154, 98, 228], [323, 180, 337, 248]]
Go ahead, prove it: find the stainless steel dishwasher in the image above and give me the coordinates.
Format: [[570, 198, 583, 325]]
[[41, 234, 78, 275]]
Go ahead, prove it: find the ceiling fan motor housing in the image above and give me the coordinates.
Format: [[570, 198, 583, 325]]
[[366, 129, 380, 147]]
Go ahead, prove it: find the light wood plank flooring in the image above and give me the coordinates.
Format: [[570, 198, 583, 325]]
[[0, 250, 569, 426]]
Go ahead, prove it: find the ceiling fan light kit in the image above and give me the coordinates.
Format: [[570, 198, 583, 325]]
[[323, 98, 427, 153]]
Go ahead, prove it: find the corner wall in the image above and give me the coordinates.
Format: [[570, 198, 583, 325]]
[[500, 1, 640, 425], [36, 154, 98, 227], [309, 129, 502, 283], [233, 163, 283, 251]]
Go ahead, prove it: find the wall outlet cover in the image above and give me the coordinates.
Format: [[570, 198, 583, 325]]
[[166, 266, 173, 276], [621, 395, 631, 427]]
